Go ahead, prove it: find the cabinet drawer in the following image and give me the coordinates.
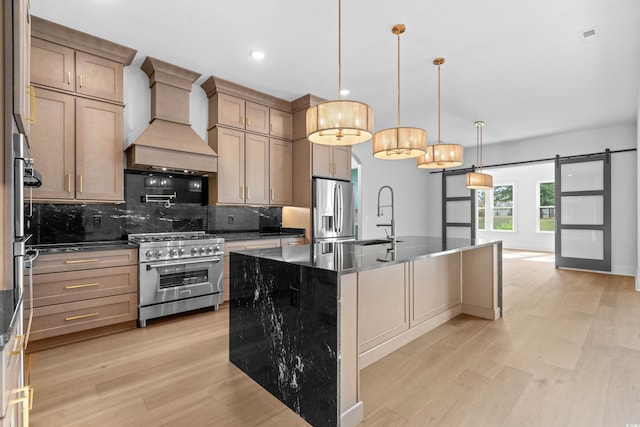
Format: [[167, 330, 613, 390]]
[[26, 265, 137, 307], [25, 293, 137, 341], [30, 248, 138, 274], [1, 331, 23, 419], [224, 239, 280, 255]]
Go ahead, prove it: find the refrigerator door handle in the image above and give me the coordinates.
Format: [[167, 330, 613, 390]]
[[333, 184, 338, 233], [338, 185, 343, 233]]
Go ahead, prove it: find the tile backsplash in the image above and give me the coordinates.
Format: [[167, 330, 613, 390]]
[[26, 171, 283, 244]]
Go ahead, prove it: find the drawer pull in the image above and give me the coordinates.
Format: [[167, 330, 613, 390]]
[[65, 312, 98, 321], [9, 386, 33, 426], [64, 259, 99, 264], [26, 85, 36, 124], [10, 335, 24, 356], [67, 71, 71, 85], [65, 282, 99, 290]]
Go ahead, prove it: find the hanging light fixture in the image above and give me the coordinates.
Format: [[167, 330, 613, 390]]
[[466, 121, 493, 189], [372, 24, 426, 159], [417, 58, 463, 168], [306, 0, 374, 146]]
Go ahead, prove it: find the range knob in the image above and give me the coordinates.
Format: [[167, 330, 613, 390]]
[[206, 246, 213, 253], [214, 245, 220, 253], [154, 249, 163, 257], [169, 249, 178, 256], [198, 247, 205, 254], [191, 247, 198, 255], [145, 250, 154, 258], [178, 248, 185, 255]]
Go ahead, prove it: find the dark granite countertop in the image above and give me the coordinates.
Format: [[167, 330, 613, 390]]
[[0, 289, 22, 350], [214, 228, 305, 242], [232, 235, 501, 274], [28, 240, 139, 254]]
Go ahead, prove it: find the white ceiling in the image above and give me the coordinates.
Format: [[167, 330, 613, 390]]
[[31, 0, 640, 147]]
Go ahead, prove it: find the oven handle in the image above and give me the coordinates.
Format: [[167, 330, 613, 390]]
[[146, 257, 221, 270]]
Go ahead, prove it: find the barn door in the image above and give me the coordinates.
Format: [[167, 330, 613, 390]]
[[555, 152, 611, 271], [442, 170, 475, 240]]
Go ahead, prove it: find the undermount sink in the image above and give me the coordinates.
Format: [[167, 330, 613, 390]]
[[349, 239, 403, 246]]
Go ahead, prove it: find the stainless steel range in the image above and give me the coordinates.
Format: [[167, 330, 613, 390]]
[[128, 231, 224, 327]]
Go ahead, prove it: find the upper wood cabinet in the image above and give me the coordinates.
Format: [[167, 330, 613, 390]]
[[269, 140, 293, 205], [211, 92, 292, 139], [202, 76, 294, 206], [208, 127, 270, 205], [30, 87, 124, 202], [31, 38, 124, 103], [312, 144, 351, 181], [13, 0, 33, 137]]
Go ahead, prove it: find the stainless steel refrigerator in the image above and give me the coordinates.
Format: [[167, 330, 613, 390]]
[[312, 177, 355, 243]]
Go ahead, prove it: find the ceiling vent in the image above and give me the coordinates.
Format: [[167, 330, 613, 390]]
[[581, 26, 599, 43]]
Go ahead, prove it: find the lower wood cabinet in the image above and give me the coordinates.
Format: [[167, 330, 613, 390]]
[[358, 263, 409, 354], [25, 293, 137, 341], [26, 248, 138, 346], [411, 254, 461, 327]]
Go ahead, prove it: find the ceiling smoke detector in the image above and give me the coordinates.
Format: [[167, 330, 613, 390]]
[[581, 26, 599, 43]]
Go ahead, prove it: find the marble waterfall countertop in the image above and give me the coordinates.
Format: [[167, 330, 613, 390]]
[[231, 235, 501, 274]]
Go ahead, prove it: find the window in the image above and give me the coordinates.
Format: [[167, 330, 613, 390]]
[[538, 181, 555, 232], [477, 190, 486, 230], [492, 184, 514, 231]]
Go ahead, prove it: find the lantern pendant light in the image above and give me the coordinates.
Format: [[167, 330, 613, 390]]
[[372, 24, 426, 159], [466, 121, 493, 190], [417, 58, 464, 168], [306, 0, 374, 146]]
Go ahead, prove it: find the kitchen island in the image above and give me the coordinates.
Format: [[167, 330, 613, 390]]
[[229, 236, 502, 427]]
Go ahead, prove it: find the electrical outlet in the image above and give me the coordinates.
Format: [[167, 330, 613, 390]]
[[290, 288, 299, 308], [92, 215, 102, 227], [227, 215, 234, 224]]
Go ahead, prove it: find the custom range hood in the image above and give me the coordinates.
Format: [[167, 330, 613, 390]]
[[125, 57, 218, 175]]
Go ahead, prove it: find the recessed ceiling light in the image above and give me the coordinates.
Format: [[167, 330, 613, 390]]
[[340, 89, 350, 96], [250, 50, 265, 60]]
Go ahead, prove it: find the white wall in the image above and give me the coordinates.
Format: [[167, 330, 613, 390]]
[[476, 162, 555, 252], [351, 145, 430, 240], [426, 123, 637, 276]]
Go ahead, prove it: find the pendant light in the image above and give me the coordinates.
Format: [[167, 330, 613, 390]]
[[417, 58, 463, 168], [466, 121, 493, 190], [306, 0, 374, 146], [372, 24, 426, 159]]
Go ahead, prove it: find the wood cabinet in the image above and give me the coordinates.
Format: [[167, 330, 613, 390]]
[[269, 140, 293, 205], [1, 326, 27, 427], [12, 0, 33, 137], [25, 248, 138, 344], [31, 37, 124, 103], [202, 76, 294, 207], [358, 263, 409, 354], [29, 87, 124, 202], [211, 92, 292, 139], [411, 254, 461, 327], [312, 144, 351, 180], [209, 127, 270, 205]]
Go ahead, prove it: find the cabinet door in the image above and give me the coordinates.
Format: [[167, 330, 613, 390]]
[[216, 93, 245, 129], [30, 37, 75, 91], [333, 146, 352, 181], [358, 263, 409, 354], [30, 88, 75, 201], [245, 102, 269, 134], [75, 51, 123, 103], [13, 0, 32, 136], [75, 98, 124, 201], [269, 139, 292, 205], [312, 143, 333, 178], [270, 109, 293, 139], [412, 255, 461, 327], [244, 134, 270, 205], [214, 127, 246, 204]]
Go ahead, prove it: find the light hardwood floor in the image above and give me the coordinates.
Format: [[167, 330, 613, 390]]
[[29, 250, 640, 426]]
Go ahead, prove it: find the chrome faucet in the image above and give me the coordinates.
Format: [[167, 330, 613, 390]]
[[376, 185, 395, 243]]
